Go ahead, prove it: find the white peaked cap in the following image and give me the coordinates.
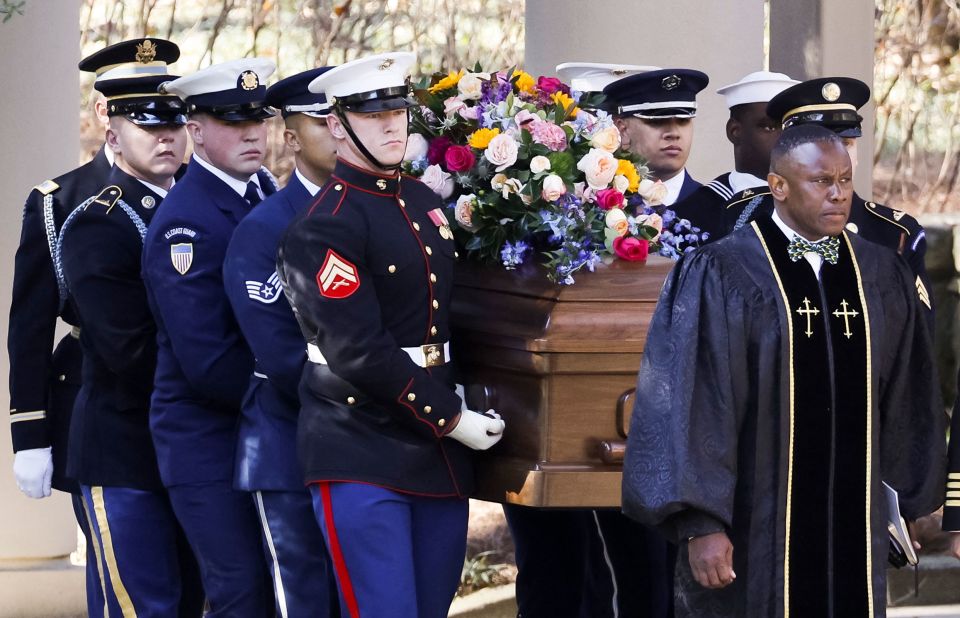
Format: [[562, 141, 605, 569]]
[[163, 57, 276, 100], [309, 52, 415, 99], [715, 70, 799, 109], [556, 62, 662, 93]]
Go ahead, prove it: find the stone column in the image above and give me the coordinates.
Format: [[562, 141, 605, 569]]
[[525, 0, 767, 181], [0, 1, 86, 614]]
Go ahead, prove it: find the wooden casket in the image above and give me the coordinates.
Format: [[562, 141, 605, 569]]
[[450, 256, 675, 508]]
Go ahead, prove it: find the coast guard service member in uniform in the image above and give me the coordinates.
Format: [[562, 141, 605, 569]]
[[58, 38, 203, 617], [223, 66, 339, 618], [8, 42, 124, 618], [142, 58, 278, 616], [672, 70, 797, 240], [556, 62, 659, 111], [277, 52, 505, 618], [604, 68, 709, 205]]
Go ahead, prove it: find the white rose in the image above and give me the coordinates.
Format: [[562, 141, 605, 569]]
[[612, 174, 630, 194], [589, 125, 621, 153], [421, 164, 455, 199], [484, 133, 520, 172], [491, 173, 508, 192], [541, 174, 567, 202], [443, 96, 467, 117], [403, 133, 429, 162], [576, 147, 618, 190], [605, 207, 629, 237], [529, 155, 551, 175], [455, 194, 479, 231], [639, 178, 668, 206], [458, 72, 489, 100]]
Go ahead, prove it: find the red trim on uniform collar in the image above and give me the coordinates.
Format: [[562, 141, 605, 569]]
[[332, 158, 400, 195]]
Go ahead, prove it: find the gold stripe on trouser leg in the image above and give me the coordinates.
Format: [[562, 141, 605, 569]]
[[91, 486, 138, 617], [82, 496, 109, 617]]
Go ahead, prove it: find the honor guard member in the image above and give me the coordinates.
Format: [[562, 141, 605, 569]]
[[672, 71, 797, 241], [223, 66, 339, 618], [277, 52, 505, 618], [604, 68, 709, 205], [944, 369, 960, 555], [556, 62, 659, 112], [8, 43, 124, 618], [57, 38, 203, 617], [727, 77, 934, 328], [142, 58, 279, 616]]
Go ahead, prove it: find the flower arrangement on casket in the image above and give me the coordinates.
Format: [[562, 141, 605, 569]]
[[401, 65, 708, 284]]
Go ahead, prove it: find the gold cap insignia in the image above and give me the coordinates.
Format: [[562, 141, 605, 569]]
[[662, 75, 681, 91], [376, 179, 388, 190], [378, 58, 395, 71], [822, 82, 841, 102], [612, 68, 629, 76], [136, 40, 158, 64], [240, 70, 260, 91]]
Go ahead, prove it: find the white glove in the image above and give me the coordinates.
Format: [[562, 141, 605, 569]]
[[14, 446, 53, 499], [446, 409, 505, 451]]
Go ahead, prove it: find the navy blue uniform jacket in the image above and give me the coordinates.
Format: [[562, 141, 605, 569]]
[[224, 172, 313, 491], [277, 160, 473, 497], [142, 158, 276, 486]]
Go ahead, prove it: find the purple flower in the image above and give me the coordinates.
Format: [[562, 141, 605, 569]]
[[500, 240, 531, 268]]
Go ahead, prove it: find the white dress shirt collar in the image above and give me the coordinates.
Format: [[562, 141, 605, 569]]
[[660, 169, 687, 206], [295, 168, 322, 197], [192, 154, 261, 198]]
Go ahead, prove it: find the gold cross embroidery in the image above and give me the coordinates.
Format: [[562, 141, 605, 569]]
[[832, 299, 860, 339], [795, 297, 820, 338]]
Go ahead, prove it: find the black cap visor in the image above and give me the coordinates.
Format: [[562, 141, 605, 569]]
[[783, 109, 862, 137], [109, 98, 188, 126], [335, 85, 417, 113], [189, 102, 277, 122]]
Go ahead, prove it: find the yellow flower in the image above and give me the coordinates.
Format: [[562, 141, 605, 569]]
[[468, 127, 501, 149], [512, 69, 536, 94], [551, 91, 579, 118], [617, 159, 641, 193], [429, 69, 464, 94]]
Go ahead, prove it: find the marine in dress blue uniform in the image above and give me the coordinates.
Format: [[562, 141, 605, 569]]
[[604, 68, 710, 206], [142, 58, 278, 617], [277, 52, 505, 618], [224, 66, 339, 618], [672, 71, 797, 242], [58, 38, 204, 617]]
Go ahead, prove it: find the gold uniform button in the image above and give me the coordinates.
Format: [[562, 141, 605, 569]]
[[424, 406, 432, 414], [347, 396, 356, 405], [425, 246, 433, 256], [413, 222, 421, 231], [58, 375, 66, 382], [455, 251, 460, 258], [430, 326, 438, 336], [407, 393, 416, 402], [432, 300, 439, 309], [399, 199, 406, 207], [438, 418, 446, 427], [430, 273, 437, 283], [388, 265, 397, 274], [334, 184, 343, 191]]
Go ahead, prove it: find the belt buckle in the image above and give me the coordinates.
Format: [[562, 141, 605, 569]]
[[421, 343, 445, 367]]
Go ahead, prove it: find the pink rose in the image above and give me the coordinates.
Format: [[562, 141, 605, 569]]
[[483, 133, 520, 172], [458, 106, 480, 120], [421, 164, 455, 199], [403, 133, 429, 162], [514, 109, 540, 128], [444, 145, 476, 173], [595, 188, 624, 210], [537, 76, 566, 94], [427, 137, 452, 166], [443, 96, 467, 117], [576, 148, 618, 190], [540, 174, 567, 202], [529, 121, 567, 151], [455, 194, 479, 231], [613, 236, 649, 262]]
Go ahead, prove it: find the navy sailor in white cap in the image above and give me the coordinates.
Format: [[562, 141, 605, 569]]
[[141, 57, 279, 616], [278, 52, 505, 618]]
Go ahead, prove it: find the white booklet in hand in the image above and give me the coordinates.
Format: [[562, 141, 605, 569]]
[[884, 481, 918, 567]]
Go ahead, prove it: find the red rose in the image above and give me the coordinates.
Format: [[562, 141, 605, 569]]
[[537, 76, 566, 94], [595, 188, 625, 210], [444, 145, 477, 173], [613, 236, 649, 262], [427, 136, 452, 166]]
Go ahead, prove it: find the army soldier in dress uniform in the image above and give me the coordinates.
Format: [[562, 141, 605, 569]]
[[142, 58, 279, 616], [277, 52, 505, 618], [725, 77, 933, 328], [8, 41, 124, 618], [57, 38, 203, 617], [672, 71, 797, 240], [223, 67, 339, 618], [604, 68, 710, 205]]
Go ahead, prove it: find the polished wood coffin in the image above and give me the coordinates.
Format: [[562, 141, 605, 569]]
[[450, 256, 674, 507]]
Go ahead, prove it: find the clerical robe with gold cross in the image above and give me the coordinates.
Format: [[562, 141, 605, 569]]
[[622, 214, 945, 618]]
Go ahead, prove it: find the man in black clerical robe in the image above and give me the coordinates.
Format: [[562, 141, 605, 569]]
[[622, 125, 944, 618]]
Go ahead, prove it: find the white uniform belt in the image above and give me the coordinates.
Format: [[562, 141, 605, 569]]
[[307, 341, 450, 368]]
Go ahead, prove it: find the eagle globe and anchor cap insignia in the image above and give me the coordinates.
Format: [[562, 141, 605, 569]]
[[170, 243, 194, 275], [239, 70, 260, 91], [136, 39, 158, 63], [317, 249, 360, 299]]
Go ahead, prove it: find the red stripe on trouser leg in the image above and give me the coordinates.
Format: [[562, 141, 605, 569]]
[[321, 483, 361, 618]]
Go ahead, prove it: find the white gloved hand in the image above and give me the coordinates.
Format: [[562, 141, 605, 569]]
[[446, 409, 505, 451], [454, 384, 468, 412], [13, 446, 53, 499]]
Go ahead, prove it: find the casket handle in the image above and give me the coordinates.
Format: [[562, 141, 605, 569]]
[[597, 387, 636, 464]]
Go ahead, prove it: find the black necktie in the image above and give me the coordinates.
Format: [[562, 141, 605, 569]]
[[244, 180, 262, 207]]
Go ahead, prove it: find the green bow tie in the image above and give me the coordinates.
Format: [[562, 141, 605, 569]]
[[787, 235, 840, 265]]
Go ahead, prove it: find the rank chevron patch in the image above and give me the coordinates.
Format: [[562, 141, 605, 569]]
[[246, 271, 283, 304], [916, 276, 931, 309], [317, 249, 360, 299]]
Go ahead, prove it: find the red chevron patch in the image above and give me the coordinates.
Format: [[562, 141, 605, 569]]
[[316, 249, 360, 299]]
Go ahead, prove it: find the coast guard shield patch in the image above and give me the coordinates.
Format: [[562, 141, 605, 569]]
[[317, 249, 359, 299], [170, 243, 193, 275]]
